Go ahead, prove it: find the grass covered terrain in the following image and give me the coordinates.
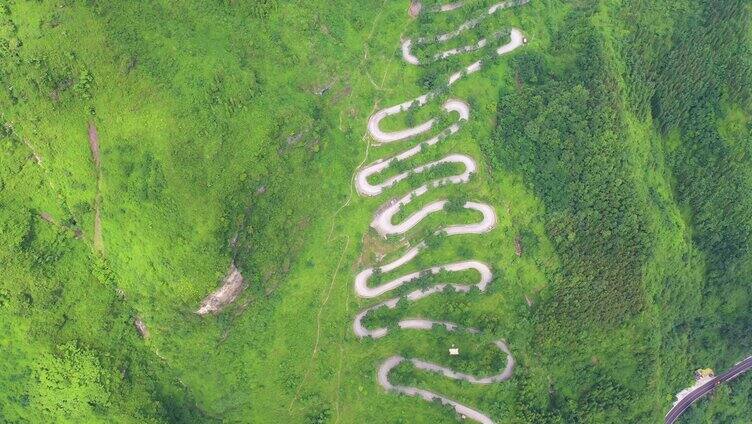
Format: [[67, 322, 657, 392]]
[[0, 0, 749, 423]]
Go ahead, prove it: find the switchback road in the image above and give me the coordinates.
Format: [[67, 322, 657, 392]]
[[351, 0, 529, 422]]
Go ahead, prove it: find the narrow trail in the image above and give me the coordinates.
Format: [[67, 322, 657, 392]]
[[88, 121, 104, 253], [288, 0, 405, 418], [351, 1, 529, 422], [2, 119, 87, 241]]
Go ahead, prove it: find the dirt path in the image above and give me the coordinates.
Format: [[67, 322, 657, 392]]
[[87, 121, 101, 168], [7, 122, 44, 165], [351, 1, 529, 422], [88, 121, 104, 253], [286, 0, 403, 419], [3, 117, 93, 245]]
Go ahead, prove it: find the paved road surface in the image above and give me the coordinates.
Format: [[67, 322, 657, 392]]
[[377, 343, 515, 424], [665, 356, 752, 424], [351, 1, 529, 422]]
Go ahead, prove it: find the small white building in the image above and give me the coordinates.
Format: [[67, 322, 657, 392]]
[[449, 344, 459, 356]]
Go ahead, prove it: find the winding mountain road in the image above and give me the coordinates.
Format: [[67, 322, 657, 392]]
[[377, 342, 515, 424], [665, 356, 752, 424], [351, 1, 529, 422]]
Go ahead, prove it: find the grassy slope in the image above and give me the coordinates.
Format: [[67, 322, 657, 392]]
[[0, 131, 204, 422], [0, 0, 749, 423], [0, 0, 394, 421]]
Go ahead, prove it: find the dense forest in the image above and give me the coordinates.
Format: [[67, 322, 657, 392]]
[[0, 0, 750, 423], [483, 0, 752, 422]]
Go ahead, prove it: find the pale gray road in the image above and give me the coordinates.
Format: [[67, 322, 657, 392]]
[[665, 356, 752, 424], [352, 1, 529, 422]]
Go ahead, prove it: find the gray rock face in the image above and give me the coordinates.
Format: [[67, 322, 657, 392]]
[[134, 316, 149, 338], [196, 263, 245, 316]]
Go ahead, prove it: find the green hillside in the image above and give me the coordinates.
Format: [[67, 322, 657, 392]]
[[0, 0, 749, 423]]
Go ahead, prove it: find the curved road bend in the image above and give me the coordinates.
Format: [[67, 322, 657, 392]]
[[665, 356, 752, 424], [351, 1, 529, 422], [377, 341, 515, 424]]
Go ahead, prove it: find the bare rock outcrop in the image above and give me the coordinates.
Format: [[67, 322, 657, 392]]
[[514, 234, 522, 256], [409, 1, 422, 17], [196, 263, 246, 316], [134, 316, 149, 338]]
